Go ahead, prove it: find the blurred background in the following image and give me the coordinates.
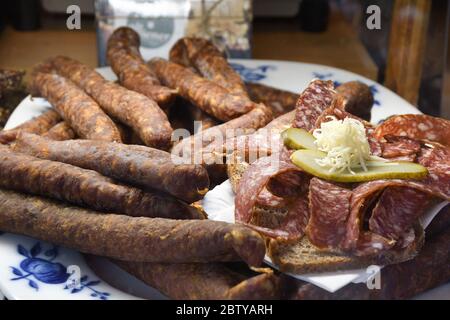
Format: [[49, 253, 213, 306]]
[[0, 0, 449, 129]]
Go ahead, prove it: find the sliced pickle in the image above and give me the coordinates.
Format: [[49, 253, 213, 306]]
[[282, 128, 317, 150], [290, 149, 428, 183]]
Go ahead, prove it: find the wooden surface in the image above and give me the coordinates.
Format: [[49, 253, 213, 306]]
[[0, 26, 98, 77], [384, 0, 431, 106], [442, 9, 450, 120], [0, 10, 377, 81], [253, 12, 378, 80]]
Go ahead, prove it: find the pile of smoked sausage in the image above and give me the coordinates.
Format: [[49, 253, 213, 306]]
[[0, 27, 448, 300]]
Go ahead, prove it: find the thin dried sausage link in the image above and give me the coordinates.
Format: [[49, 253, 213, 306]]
[[0, 145, 201, 219], [246, 82, 298, 117], [36, 56, 173, 150], [148, 57, 254, 121], [170, 37, 248, 98], [30, 72, 122, 142], [107, 27, 176, 109], [0, 109, 61, 144], [335, 81, 373, 121], [0, 188, 265, 266], [42, 122, 76, 140], [114, 261, 280, 300], [12, 133, 210, 203]]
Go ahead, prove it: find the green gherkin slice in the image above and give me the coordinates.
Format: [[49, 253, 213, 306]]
[[290, 149, 428, 183], [282, 128, 317, 150]]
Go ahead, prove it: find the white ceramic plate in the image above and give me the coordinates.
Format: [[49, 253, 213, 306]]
[[1, 59, 447, 300]]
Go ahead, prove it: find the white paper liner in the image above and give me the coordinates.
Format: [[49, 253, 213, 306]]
[[202, 179, 448, 293]]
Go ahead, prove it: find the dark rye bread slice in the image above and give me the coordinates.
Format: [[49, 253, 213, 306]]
[[227, 157, 425, 273], [227, 156, 289, 228], [267, 225, 424, 273]]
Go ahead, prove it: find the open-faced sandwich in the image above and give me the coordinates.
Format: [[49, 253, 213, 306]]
[[226, 79, 449, 274]]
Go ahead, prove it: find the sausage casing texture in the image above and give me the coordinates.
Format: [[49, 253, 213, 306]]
[[0, 109, 61, 144], [0, 189, 265, 265], [170, 37, 248, 98], [42, 122, 76, 140], [186, 101, 220, 132], [168, 97, 220, 133], [107, 27, 176, 109], [114, 121, 145, 145], [115, 261, 280, 300], [30, 72, 122, 142], [335, 81, 374, 122], [148, 58, 254, 121], [12, 133, 210, 203], [0, 145, 201, 219], [246, 82, 298, 117], [36, 56, 173, 150], [173, 103, 273, 159]]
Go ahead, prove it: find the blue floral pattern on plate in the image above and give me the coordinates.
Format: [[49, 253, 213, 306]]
[[230, 63, 276, 82], [312, 72, 381, 106], [10, 242, 110, 300]]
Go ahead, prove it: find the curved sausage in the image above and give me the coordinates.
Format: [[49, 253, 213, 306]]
[[336, 81, 374, 122], [12, 133, 210, 203], [148, 58, 254, 121], [30, 72, 122, 142], [0, 145, 201, 219], [42, 122, 76, 140], [35, 56, 173, 150], [170, 37, 248, 98], [0, 189, 266, 266], [246, 82, 298, 117], [0, 109, 61, 144], [107, 27, 176, 109], [115, 261, 280, 300]]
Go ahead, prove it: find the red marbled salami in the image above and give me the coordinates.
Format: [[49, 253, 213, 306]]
[[374, 114, 450, 146], [306, 178, 352, 248], [381, 135, 421, 160], [339, 142, 449, 255], [256, 188, 287, 209], [235, 155, 310, 240], [293, 79, 335, 131], [344, 181, 448, 255], [369, 187, 433, 240]]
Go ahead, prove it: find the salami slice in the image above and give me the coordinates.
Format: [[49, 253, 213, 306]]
[[374, 114, 450, 146], [256, 188, 287, 209], [235, 155, 310, 240], [339, 142, 449, 255], [369, 187, 433, 240], [381, 135, 421, 159], [306, 178, 352, 248], [344, 179, 448, 255], [293, 80, 335, 131]]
